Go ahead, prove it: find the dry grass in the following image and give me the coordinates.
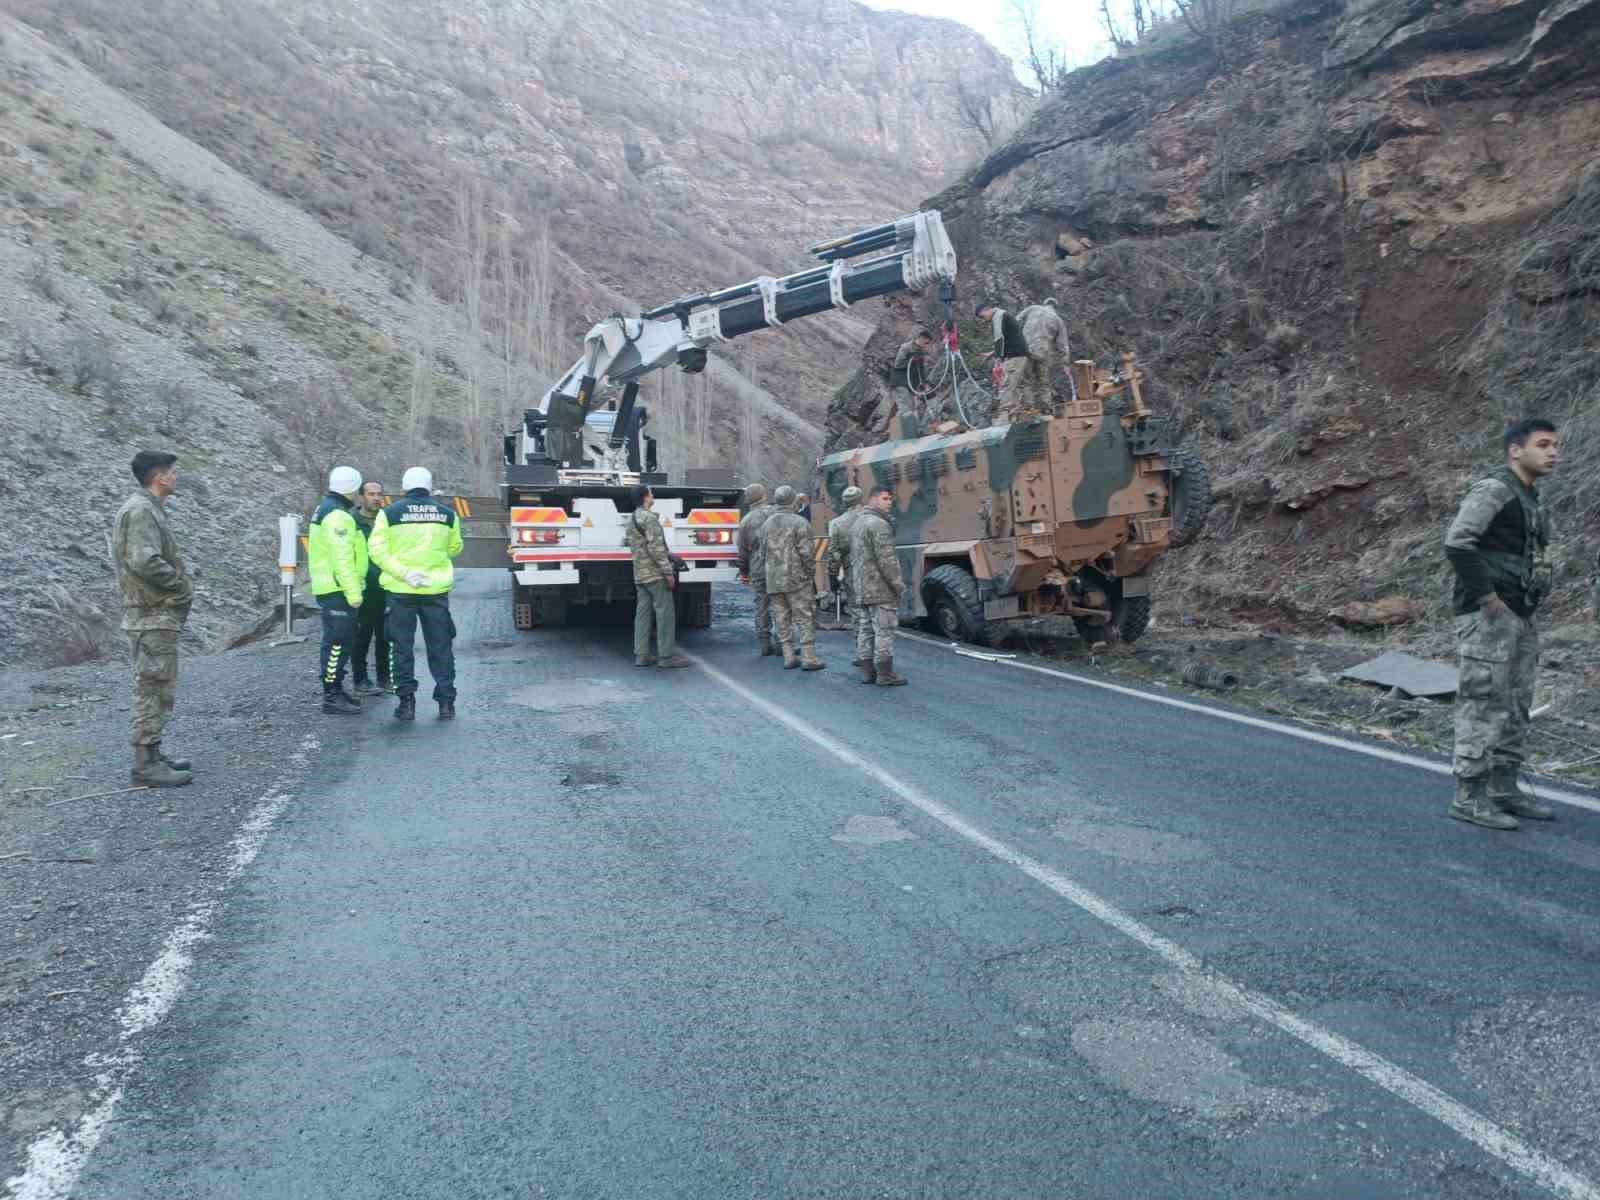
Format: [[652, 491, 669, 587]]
[[1457, 165, 1600, 583], [24, 584, 116, 666]]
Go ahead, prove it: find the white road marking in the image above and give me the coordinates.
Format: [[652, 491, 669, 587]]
[[901, 630, 1600, 815], [693, 656, 1600, 1200], [4, 736, 319, 1200]]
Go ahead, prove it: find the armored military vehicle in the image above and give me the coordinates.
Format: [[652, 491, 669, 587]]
[[813, 353, 1209, 645]]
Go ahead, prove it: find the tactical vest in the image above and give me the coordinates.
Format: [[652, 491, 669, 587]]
[[1477, 467, 1552, 613]]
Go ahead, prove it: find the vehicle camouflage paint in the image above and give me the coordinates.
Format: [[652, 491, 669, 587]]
[[812, 353, 1210, 644]]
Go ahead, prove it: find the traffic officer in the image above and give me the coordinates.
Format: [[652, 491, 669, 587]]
[[351, 479, 391, 696], [825, 485, 866, 668], [367, 466, 464, 721], [1443, 418, 1559, 829], [307, 465, 366, 716]]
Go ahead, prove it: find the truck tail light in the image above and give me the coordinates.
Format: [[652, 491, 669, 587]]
[[515, 529, 565, 545], [693, 530, 732, 545]]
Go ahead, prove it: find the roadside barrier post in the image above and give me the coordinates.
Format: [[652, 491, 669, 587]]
[[270, 514, 308, 647]]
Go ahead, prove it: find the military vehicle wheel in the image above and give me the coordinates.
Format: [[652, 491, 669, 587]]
[[1116, 595, 1152, 642], [1168, 449, 1211, 546], [1071, 576, 1151, 644], [923, 564, 1001, 646]]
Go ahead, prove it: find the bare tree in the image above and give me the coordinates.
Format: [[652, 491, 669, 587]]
[[1173, 0, 1236, 62], [1007, 0, 1068, 95], [454, 175, 495, 494], [954, 78, 998, 146]]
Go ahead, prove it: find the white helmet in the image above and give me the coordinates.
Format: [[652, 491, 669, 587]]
[[328, 466, 362, 496], [401, 466, 433, 492]]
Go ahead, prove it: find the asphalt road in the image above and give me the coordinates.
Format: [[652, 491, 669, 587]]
[[19, 574, 1600, 1200]]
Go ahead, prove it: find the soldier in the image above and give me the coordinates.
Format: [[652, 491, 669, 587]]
[[623, 483, 692, 670], [368, 466, 465, 720], [350, 479, 391, 697], [825, 485, 867, 668], [1442, 418, 1560, 829], [737, 483, 779, 656], [112, 449, 194, 787], [850, 484, 907, 686], [307, 466, 367, 716], [977, 298, 1071, 424], [892, 329, 933, 396], [763, 488, 826, 671]]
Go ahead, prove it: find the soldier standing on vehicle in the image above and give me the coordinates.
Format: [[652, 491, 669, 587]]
[[737, 483, 780, 657], [1442, 418, 1560, 829], [624, 484, 692, 670], [307, 466, 367, 717], [977, 298, 1070, 424], [826, 486, 866, 667], [368, 466, 465, 720], [764, 489, 826, 671], [350, 479, 391, 697], [850, 484, 907, 686], [892, 329, 933, 395], [113, 449, 194, 787]]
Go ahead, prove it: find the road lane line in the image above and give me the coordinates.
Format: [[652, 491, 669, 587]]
[[900, 630, 1600, 815], [692, 655, 1600, 1200], [4, 736, 319, 1200]]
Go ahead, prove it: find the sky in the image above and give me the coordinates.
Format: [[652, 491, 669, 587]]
[[857, 0, 1114, 82]]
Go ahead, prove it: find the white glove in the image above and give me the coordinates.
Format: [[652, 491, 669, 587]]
[[404, 570, 428, 588]]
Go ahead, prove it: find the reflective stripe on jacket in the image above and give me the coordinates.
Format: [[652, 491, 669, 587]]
[[308, 493, 367, 605], [367, 489, 462, 595]]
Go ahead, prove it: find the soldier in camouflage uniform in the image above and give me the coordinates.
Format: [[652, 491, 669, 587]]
[[1442, 418, 1560, 829], [978, 299, 1070, 424], [112, 450, 194, 787], [763, 489, 826, 671], [825, 485, 866, 666], [849, 484, 907, 686], [624, 484, 691, 670], [737, 483, 779, 656]]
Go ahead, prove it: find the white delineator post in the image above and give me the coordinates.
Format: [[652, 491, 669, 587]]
[[271, 514, 308, 646]]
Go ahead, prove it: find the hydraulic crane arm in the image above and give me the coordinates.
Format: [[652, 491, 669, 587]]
[[536, 210, 957, 468]]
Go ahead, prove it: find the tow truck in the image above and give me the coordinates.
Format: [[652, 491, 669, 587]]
[[486, 210, 959, 631]]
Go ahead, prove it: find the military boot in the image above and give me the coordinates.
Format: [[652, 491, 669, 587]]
[[634, 655, 657, 667], [1489, 763, 1554, 821], [874, 657, 908, 687], [157, 745, 192, 772], [759, 639, 777, 657], [1449, 775, 1518, 830], [800, 646, 826, 671], [782, 643, 799, 669], [322, 690, 361, 716], [857, 660, 877, 684], [132, 744, 192, 788], [438, 702, 456, 720], [394, 694, 416, 722]]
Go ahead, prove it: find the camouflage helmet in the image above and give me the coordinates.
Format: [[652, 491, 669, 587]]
[[772, 484, 795, 507], [841, 485, 862, 505], [744, 483, 767, 505]]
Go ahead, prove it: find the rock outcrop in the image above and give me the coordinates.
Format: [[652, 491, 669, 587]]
[[828, 0, 1600, 625]]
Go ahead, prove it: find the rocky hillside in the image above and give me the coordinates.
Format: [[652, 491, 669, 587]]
[[0, 0, 1024, 668], [831, 0, 1600, 632]]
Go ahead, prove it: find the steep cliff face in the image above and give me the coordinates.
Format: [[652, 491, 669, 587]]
[[0, 0, 1026, 667], [15, 0, 1028, 480], [832, 0, 1600, 626]]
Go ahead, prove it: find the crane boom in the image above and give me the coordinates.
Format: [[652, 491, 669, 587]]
[[529, 210, 957, 472]]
